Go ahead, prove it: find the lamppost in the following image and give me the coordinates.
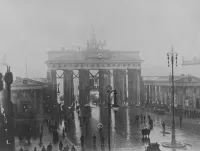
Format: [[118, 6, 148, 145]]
[[107, 85, 119, 151], [162, 47, 185, 148]]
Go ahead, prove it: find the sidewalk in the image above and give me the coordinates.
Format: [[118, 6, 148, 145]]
[[15, 122, 78, 151], [148, 112, 200, 135]]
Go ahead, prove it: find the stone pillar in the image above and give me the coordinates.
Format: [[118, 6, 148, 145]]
[[99, 69, 110, 105], [49, 70, 57, 104], [79, 69, 89, 106], [147, 85, 150, 105], [149, 85, 153, 105], [128, 69, 139, 105], [40, 89, 44, 115], [113, 69, 126, 105], [152, 85, 155, 104], [64, 70, 73, 115]]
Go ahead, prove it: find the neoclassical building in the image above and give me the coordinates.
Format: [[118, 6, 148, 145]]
[[143, 75, 200, 110], [10, 77, 47, 123]]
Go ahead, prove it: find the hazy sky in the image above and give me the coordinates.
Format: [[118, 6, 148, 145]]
[[0, 0, 200, 78]]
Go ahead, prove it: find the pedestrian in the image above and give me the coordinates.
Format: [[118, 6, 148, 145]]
[[41, 125, 43, 133], [39, 132, 43, 143], [64, 145, 69, 151], [59, 140, 63, 150], [62, 128, 65, 138], [34, 147, 37, 151], [19, 148, 23, 151], [71, 145, 75, 151], [162, 121, 165, 132], [180, 116, 182, 127], [47, 142, 52, 151], [101, 136, 105, 147], [92, 134, 96, 147], [80, 135, 84, 147], [41, 146, 46, 151]]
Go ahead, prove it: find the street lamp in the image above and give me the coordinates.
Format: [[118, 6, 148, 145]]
[[106, 85, 119, 151], [162, 46, 185, 148]]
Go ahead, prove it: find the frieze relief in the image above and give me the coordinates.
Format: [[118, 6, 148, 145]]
[[48, 63, 141, 70]]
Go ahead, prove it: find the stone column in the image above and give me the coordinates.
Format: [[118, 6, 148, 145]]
[[147, 85, 150, 105], [49, 70, 57, 104], [128, 69, 138, 105], [79, 69, 89, 106], [64, 70, 73, 116], [149, 85, 153, 105], [40, 89, 44, 115], [99, 69, 110, 105], [113, 69, 126, 105]]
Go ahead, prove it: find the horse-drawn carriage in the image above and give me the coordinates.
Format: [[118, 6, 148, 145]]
[[141, 127, 151, 138]]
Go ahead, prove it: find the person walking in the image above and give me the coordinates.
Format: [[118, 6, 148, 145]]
[[59, 141, 63, 151], [101, 136, 105, 147], [162, 121, 165, 132], [39, 132, 43, 143], [19, 148, 23, 151], [71, 145, 75, 151], [63, 145, 69, 151], [34, 147, 37, 151], [92, 134, 97, 147], [41, 146, 46, 151], [180, 116, 182, 127], [47, 142, 52, 151], [80, 135, 84, 147]]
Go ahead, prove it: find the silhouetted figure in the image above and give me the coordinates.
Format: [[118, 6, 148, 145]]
[[59, 141, 63, 150], [71, 145, 75, 151], [41, 146, 46, 151], [80, 135, 84, 147], [41, 125, 43, 133], [101, 136, 105, 147], [180, 116, 182, 127], [162, 121, 165, 132], [92, 134, 97, 147], [19, 148, 23, 151], [47, 143, 52, 151], [64, 145, 69, 151], [39, 132, 43, 143]]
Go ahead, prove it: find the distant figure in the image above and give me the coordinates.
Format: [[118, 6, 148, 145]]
[[101, 136, 105, 147], [92, 134, 97, 147], [71, 145, 75, 151], [59, 141, 63, 150], [180, 116, 182, 127], [34, 147, 37, 151], [162, 122, 165, 132], [41, 146, 46, 151], [19, 148, 23, 151], [80, 135, 84, 147], [64, 145, 69, 151], [47, 143, 52, 151], [39, 132, 43, 143], [41, 125, 43, 133]]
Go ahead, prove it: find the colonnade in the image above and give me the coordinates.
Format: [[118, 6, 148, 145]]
[[145, 84, 200, 109], [47, 68, 141, 115]]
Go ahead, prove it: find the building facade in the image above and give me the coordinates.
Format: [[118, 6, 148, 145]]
[[10, 77, 47, 123], [143, 75, 200, 110]]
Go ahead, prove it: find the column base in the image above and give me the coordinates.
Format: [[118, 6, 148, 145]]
[[162, 141, 186, 148]]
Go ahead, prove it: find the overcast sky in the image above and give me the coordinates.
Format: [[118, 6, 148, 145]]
[[0, 0, 200, 78]]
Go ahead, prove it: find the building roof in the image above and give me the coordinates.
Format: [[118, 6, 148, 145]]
[[11, 77, 47, 90]]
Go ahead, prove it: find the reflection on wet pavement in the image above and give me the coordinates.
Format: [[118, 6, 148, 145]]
[[59, 105, 199, 151]]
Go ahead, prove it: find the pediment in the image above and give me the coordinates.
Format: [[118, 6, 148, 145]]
[[12, 78, 46, 87], [175, 76, 200, 83]]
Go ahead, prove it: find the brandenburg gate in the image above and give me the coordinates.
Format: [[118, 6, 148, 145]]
[[45, 35, 143, 116]]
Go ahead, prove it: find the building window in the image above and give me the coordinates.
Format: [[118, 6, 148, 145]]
[[22, 104, 28, 112]]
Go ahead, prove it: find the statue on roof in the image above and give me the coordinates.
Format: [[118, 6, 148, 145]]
[[87, 29, 106, 50]]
